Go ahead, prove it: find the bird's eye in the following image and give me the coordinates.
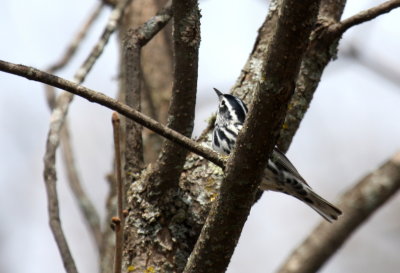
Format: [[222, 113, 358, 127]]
[[220, 100, 226, 107]]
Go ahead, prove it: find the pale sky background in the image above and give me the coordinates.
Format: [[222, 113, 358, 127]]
[[0, 0, 400, 273]]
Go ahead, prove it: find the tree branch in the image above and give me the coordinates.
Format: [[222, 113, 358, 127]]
[[277, 0, 347, 152], [0, 59, 225, 168], [60, 124, 103, 247], [122, 33, 144, 182], [112, 113, 125, 273], [40, 1, 132, 271], [47, 2, 104, 73], [44, 2, 105, 250], [43, 130, 79, 273], [120, 0, 173, 181], [100, 7, 174, 270], [183, 1, 321, 272], [121, 0, 174, 164], [332, 0, 400, 36], [231, 0, 280, 103], [277, 151, 400, 273], [147, 0, 200, 195]]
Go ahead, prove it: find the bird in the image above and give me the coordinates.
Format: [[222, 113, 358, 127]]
[[211, 88, 342, 222]]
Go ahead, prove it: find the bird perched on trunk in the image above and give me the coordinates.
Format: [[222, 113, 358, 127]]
[[211, 88, 342, 222]]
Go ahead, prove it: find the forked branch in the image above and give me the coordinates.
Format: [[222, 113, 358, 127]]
[[331, 0, 400, 36]]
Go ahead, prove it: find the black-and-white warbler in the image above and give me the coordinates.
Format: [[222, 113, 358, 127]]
[[212, 88, 342, 222]]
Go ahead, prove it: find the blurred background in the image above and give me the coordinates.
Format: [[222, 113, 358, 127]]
[[0, 0, 399, 272]]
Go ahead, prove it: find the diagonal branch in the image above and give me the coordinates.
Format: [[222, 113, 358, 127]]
[[45, 2, 104, 109], [43, 126, 78, 273], [331, 0, 400, 36], [41, 1, 132, 272], [277, 151, 400, 273], [147, 0, 201, 195], [47, 2, 105, 73], [254, 0, 400, 153], [44, 2, 105, 250], [0, 59, 224, 168], [277, 0, 347, 152], [183, 1, 322, 273], [60, 124, 103, 247]]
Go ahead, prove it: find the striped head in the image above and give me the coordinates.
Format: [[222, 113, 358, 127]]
[[213, 88, 248, 127], [212, 88, 248, 155]]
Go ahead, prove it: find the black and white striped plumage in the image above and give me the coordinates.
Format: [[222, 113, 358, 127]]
[[211, 88, 342, 222]]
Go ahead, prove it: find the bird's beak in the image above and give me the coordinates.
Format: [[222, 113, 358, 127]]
[[213, 88, 223, 98]]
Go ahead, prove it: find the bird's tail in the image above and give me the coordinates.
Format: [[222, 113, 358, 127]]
[[298, 188, 342, 222]]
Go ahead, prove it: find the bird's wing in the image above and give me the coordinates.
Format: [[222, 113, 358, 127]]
[[271, 147, 309, 185]]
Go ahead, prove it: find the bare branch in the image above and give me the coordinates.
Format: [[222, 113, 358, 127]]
[[47, 2, 104, 73], [121, 1, 173, 48], [43, 116, 79, 273], [183, 1, 321, 272], [0, 59, 225, 168], [100, 173, 118, 273], [45, 3, 104, 108], [147, 0, 200, 195], [120, 0, 173, 178], [122, 34, 144, 178], [277, 152, 400, 273], [277, 0, 347, 152], [41, 1, 132, 270], [112, 113, 125, 273], [332, 0, 400, 36], [121, 0, 174, 163], [60, 125, 102, 247], [75, 0, 132, 82], [43, 2, 105, 250], [231, 0, 280, 102], [278, 0, 400, 152]]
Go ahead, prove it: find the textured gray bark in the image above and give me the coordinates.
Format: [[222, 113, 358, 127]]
[[1, 0, 400, 273]]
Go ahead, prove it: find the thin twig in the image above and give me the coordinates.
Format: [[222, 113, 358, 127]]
[[43, 3, 105, 250], [277, 151, 400, 273], [0, 59, 225, 168], [41, 1, 132, 271], [112, 113, 124, 273], [60, 124, 102, 247], [183, 1, 321, 272], [75, 0, 132, 83], [48, 2, 104, 72], [44, 2, 103, 108], [127, 1, 173, 47], [331, 0, 400, 36], [43, 112, 79, 273]]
